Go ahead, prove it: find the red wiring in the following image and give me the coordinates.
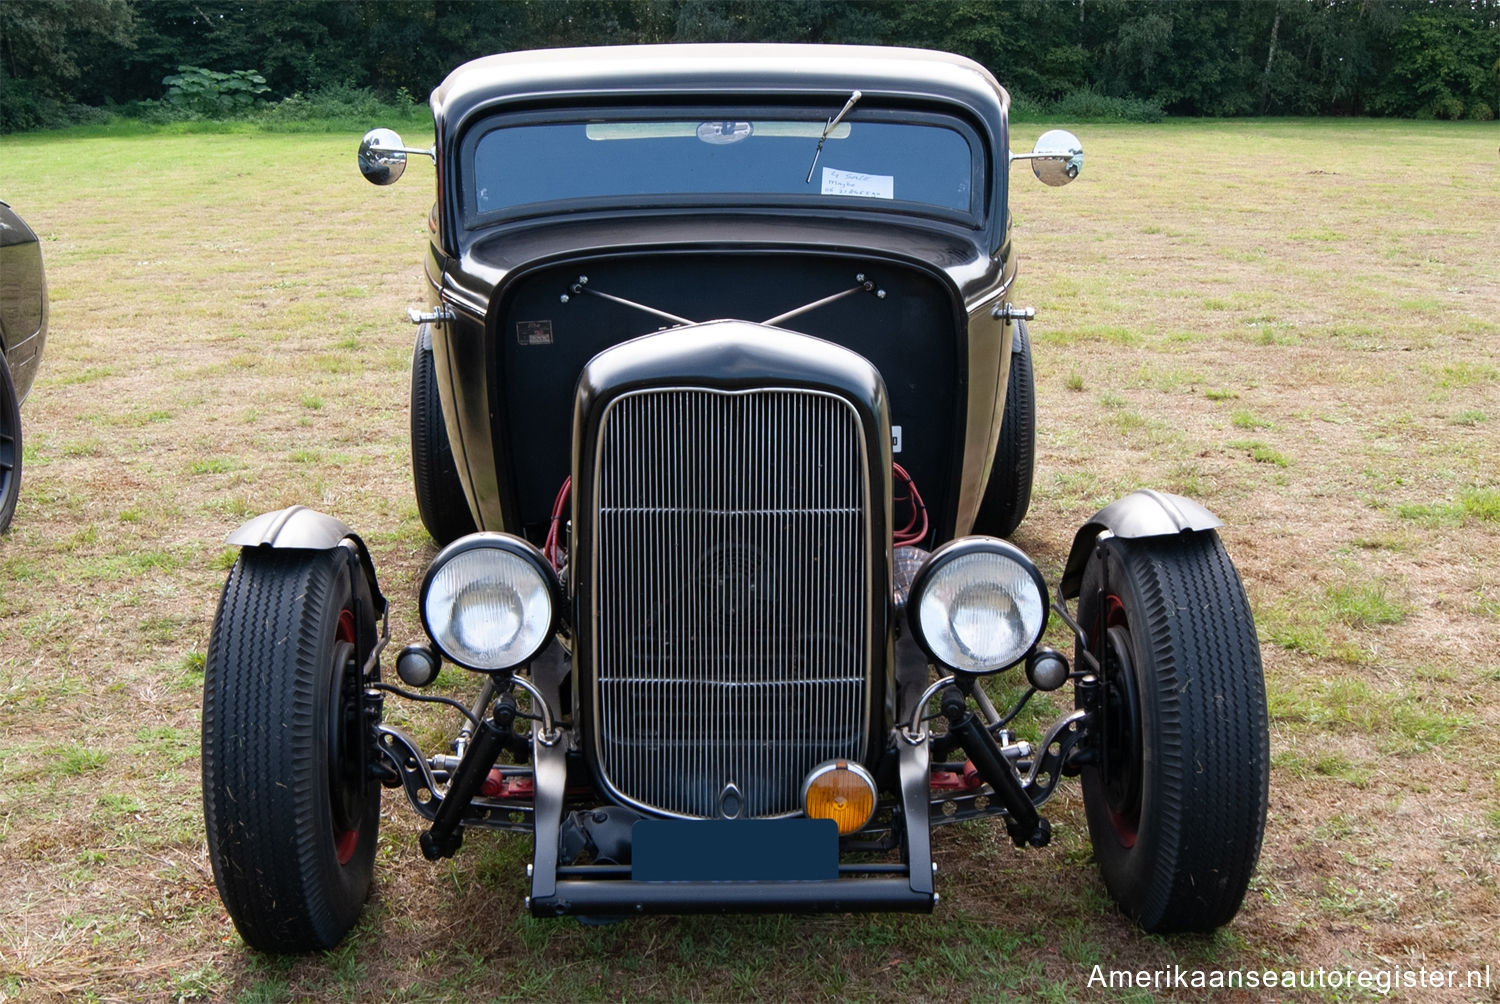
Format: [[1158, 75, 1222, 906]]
[[543, 476, 571, 570], [892, 462, 929, 547]]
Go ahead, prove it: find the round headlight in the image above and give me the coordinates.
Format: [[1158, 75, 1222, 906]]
[[908, 537, 1049, 674], [421, 534, 558, 672]]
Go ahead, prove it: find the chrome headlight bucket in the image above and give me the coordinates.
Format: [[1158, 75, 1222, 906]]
[[420, 533, 559, 672], [907, 537, 1049, 675]]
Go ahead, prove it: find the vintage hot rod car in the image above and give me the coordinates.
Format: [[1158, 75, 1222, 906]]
[[203, 45, 1268, 951]]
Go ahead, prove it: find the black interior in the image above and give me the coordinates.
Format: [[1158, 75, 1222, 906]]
[[493, 251, 964, 542]]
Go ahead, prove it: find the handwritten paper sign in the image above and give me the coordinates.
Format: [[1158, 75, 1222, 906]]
[[821, 167, 894, 200]]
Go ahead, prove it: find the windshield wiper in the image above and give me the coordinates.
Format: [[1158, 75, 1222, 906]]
[[804, 89, 862, 184]]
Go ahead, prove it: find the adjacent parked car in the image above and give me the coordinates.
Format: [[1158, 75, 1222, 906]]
[[203, 45, 1269, 951], [0, 201, 48, 533]]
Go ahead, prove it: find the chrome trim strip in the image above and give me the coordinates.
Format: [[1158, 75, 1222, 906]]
[[903, 675, 957, 743], [897, 729, 934, 896], [509, 674, 562, 746], [529, 717, 568, 902]]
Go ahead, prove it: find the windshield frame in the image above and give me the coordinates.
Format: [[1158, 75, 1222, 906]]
[[455, 102, 990, 230]]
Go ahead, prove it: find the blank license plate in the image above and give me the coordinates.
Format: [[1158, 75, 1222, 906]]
[[631, 818, 838, 882]]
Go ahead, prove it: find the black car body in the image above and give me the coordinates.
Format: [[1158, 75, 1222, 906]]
[[420, 46, 1022, 544], [0, 201, 48, 533], [204, 45, 1269, 950]]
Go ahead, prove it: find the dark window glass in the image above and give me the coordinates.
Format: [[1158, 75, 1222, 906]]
[[470, 118, 975, 217]]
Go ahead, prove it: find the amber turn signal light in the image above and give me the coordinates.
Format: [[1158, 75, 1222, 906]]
[[801, 759, 877, 835]]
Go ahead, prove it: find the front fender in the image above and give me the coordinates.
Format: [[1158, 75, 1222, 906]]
[[1058, 490, 1222, 599], [226, 505, 387, 618]]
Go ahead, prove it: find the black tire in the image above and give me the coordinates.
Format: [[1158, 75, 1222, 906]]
[[202, 546, 381, 952], [1075, 531, 1268, 933], [973, 320, 1035, 538], [0, 353, 21, 534], [411, 325, 477, 545]]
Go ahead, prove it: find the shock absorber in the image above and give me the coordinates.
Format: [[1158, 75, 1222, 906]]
[[941, 687, 1051, 848], [420, 696, 513, 861]]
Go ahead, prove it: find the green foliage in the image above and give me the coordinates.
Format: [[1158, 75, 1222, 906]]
[[1049, 86, 1164, 123], [161, 65, 269, 117], [1268, 675, 1468, 753], [3, 0, 1498, 131], [0, 0, 134, 131], [256, 84, 423, 133], [1228, 440, 1290, 467], [1397, 487, 1500, 526], [1368, 4, 1500, 119]]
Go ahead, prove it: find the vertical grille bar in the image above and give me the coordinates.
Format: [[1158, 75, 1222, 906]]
[[592, 387, 870, 818]]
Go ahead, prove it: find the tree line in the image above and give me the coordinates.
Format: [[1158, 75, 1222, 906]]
[[3, 0, 1497, 131]]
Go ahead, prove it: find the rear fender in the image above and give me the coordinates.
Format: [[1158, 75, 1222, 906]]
[[1058, 490, 1222, 599], [226, 505, 387, 619]]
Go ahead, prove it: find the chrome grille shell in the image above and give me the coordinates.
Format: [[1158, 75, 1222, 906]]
[[573, 322, 892, 822], [591, 387, 872, 818]]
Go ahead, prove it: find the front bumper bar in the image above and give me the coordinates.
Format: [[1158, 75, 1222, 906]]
[[531, 873, 933, 916], [528, 714, 937, 917]]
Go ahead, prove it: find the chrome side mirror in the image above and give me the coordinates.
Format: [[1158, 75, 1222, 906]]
[[1011, 129, 1084, 187], [359, 128, 407, 185], [357, 128, 435, 186]]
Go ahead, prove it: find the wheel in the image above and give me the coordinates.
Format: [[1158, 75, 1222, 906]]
[[1074, 531, 1268, 933], [972, 319, 1035, 538], [411, 324, 477, 545], [202, 546, 381, 951], [0, 353, 21, 534]]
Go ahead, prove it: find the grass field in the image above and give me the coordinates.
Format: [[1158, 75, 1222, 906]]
[[1, 118, 1496, 1003]]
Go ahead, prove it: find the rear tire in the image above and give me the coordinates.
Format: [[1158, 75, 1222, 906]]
[[972, 320, 1035, 538], [411, 325, 477, 545], [202, 546, 381, 951], [1075, 531, 1268, 933], [0, 353, 21, 534]]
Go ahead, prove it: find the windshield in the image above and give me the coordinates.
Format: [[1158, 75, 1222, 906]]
[[465, 114, 978, 221]]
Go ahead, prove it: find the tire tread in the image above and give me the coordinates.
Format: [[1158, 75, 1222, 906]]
[[1080, 531, 1269, 933], [202, 549, 376, 951]]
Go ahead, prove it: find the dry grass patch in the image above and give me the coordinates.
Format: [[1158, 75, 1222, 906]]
[[1, 118, 1497, 1001]]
